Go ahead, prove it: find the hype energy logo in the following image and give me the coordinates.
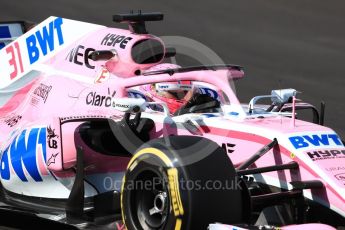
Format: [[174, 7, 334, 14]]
[[26, 17, 64, 65], [0, 128, 48, 182]]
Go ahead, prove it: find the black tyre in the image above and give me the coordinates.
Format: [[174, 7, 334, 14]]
[[121, 136, 250, 230]]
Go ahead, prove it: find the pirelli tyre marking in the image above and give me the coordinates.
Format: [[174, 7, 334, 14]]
[[167, 168, 184, 217], [175, 218, 182, 230], [120, 174, 126, 226], [126, 147, 173, 169]]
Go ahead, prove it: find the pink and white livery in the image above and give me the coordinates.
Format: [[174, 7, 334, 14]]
[[0, 12, 343, 230]]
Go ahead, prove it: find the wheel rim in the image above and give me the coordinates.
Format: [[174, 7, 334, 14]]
[[130, 169, 170, 229]]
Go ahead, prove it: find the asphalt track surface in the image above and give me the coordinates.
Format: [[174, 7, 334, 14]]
[[1, 0, 345, 138]]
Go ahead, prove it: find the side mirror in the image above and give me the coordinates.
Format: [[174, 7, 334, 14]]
[[271, 88, 297, 104], [112, 98, 147, 113], [248, 88, 298, 113]]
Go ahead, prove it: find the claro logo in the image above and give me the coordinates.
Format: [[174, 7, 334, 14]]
[[86, 88, 116, 107]]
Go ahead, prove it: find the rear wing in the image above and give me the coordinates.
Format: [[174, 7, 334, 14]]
[[0, 16, 104, 90]]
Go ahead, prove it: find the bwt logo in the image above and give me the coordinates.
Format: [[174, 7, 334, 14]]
[[0, 128, 47, 182], [26, 17, 64, 64], [289, 134, 342, 149]]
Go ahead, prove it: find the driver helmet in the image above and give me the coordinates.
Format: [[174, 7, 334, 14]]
[[141, 63, 195, 114]]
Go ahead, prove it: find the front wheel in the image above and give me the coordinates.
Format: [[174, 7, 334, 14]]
[[121, 136, 250, 230]]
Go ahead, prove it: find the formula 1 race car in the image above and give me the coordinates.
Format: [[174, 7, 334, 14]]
[[0, 12, 344, 230]]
